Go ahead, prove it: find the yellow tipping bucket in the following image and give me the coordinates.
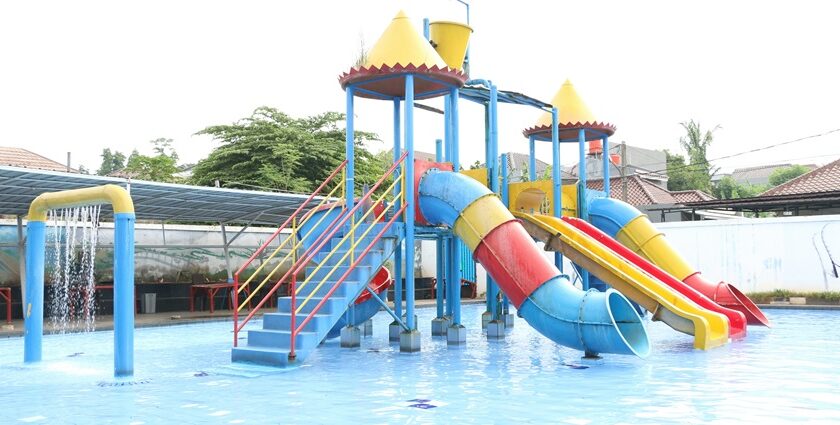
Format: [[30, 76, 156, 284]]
[[429, 21, 472, 70]]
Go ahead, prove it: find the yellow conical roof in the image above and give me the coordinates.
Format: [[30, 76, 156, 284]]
[[535, 79, 597, 127], [364, 10, 449, 69]]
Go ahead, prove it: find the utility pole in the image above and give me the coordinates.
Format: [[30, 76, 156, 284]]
[[620, 141, 628, 202]]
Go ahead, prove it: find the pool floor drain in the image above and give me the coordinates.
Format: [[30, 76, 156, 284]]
[[97, 379, 151, 387]]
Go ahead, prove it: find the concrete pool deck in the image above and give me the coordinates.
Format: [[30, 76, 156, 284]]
[[0, 298, 487, 338], [0, 300, 834, 338]]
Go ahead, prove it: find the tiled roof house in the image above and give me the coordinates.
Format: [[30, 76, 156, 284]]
[[762, 158, 840, 196], [0, 147, 78, 173]]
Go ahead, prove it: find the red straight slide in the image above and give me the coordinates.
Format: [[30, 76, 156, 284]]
[[563, 217, 748, 339]]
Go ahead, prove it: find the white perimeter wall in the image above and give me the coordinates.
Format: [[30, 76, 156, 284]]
[[657, 215, 840, 293], [417, 214, 840, 295]]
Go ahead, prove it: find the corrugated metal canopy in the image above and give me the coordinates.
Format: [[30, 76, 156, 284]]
[[0, 166, 321, 226]]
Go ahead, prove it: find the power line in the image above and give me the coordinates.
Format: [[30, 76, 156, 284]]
[[630, 127, 840, 177]]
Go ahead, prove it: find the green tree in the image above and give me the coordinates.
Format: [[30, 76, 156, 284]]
[[665, 151, 709, 191], [666, 120, 720, 192], [96, 148, 127, 176], [712, 176, 769, 199], [123, 138, 181, 182], [191, 107, 386, 193], [768, 164, 810, 187]]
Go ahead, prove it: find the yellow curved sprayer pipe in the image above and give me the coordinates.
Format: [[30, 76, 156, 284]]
[[28, 184, 134, 221]]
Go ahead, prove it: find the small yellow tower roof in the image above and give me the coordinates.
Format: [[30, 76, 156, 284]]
[[523, 79, 615, 141], [364, 10, 449, 70], [339, 10, 466, 100]]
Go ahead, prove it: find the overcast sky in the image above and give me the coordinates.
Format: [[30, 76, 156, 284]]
[[2, 0, 838, 176]]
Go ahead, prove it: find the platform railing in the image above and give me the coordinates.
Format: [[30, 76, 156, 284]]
[[232, 160, 346, 346], [288, 152, 407, 359]]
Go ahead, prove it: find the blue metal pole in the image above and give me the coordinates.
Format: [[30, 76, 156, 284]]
[[487, 84, 500, 320], [435, 139, 444, 319], [483, 103, 495, 320], [577, 128, 590, 290], [393, 98, 403, 319], [529, 135, 537, 182], [578, 128, 588, 220], [443, 237, 452, 316], [450, 87, 462, 326], [443, 95, 452, 318], [500, 153, 511, 315], [423, 18, 430, 40], [404, 75, 416, 331], [602, 136, 610, 198], [345, 87, 355, 209], [23, 220, 45, 363], [113, 212, 135, 376], [551, 108, 563, 270]]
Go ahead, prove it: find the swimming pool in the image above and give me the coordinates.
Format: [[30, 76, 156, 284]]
[[1, 305, 838, 424]]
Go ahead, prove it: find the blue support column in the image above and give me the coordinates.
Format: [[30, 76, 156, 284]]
[[447, 86, 466, 345], [488, 85, 501, 323], [345, 87, 355, 209], [551, 108, 563, 270], [482, 102, 496, 329], [500, 153, 514, 329], [401, 74, 420, 352], [578, 128, 588, 220], [578, 128, 590, 290], [113, 212, 135, 376], [432, 138, 449, 336], [529, 135, 537, 182], [443, 94, 453, 320], [23, 221, 45, 363], [602, 136, 610, 197], [450, 88, 462, 326], [390, 98, 403, 342], [444, 237, 453, 317], [486, 86, 504, 338]]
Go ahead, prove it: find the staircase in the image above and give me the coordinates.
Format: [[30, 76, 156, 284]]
[[230, 151, 408, 367], [231, 224, 401, 366]]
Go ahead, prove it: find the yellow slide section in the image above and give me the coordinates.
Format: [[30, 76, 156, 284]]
[[514, 212, 729, 350]]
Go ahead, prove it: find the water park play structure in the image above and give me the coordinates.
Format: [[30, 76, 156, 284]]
[[21, 9, 771, 374], [226, 10, 769, 366]]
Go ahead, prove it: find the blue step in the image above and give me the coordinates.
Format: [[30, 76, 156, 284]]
[[276, 296, 347, 315], [231, 346, 309, 367], [263, 312, 332, 333], [247, 328, 319, 349], [287, 281, 355, 302], [313, 250, 385, 268], [304, 265, 371, 283]]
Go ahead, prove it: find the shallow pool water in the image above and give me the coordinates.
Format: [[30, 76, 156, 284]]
[[1, 305, 839, 424]]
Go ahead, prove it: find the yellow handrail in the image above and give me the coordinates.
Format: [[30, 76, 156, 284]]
[[293, 177, 402, 297], [296, 191, 403, 314], [237, 175, 345, 293], [237, 197, 346, 311]]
